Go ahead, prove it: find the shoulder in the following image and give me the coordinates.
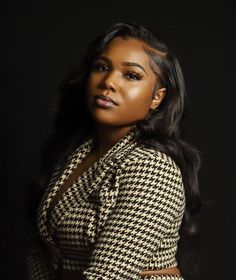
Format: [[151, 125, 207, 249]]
[[122, 144, 182, 176], [117, 144, 185, 207]]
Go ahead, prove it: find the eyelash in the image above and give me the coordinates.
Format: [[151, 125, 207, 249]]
[[92, 62, 143, 81]]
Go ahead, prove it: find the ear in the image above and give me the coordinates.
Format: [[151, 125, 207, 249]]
[[150, 87, 167, 110]]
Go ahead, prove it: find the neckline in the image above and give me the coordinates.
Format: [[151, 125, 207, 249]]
[[44, 126, 138, 231], [81, 126, 138, 164]]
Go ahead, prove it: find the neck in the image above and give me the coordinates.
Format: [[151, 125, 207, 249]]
[[92, 124, 136, 158]]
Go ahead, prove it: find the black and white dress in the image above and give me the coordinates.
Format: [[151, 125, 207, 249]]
[[28, 128, 185, 279]]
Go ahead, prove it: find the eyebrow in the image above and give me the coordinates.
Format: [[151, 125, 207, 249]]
[[97, 56, 148, 75]]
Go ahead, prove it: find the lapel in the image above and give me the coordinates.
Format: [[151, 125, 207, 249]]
[[37, 127, 138, 242]]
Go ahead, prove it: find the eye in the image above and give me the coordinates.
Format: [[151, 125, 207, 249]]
[[92, 61, 109, 72], [125, 71, 143, 81]]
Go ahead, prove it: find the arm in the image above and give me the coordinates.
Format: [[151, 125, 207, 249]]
[[27, 232, 57, 280], [83, 152, 185, 279], [27, 166, 64, 280]]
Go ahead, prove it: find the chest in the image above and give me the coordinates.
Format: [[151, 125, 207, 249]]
[[37, 155, 121, 249], [47, 152, 99, 215]]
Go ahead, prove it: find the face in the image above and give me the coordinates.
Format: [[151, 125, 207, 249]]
[[85, 36, 166, 127]]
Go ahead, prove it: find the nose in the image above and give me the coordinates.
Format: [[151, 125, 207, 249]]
[[99, 71, 118, 92]]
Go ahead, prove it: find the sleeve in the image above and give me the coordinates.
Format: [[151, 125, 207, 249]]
[[83, 153, 185, 279], [27, 233, 57, 280], [26, 165, 64, 280]]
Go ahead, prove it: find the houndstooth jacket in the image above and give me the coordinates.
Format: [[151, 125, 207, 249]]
[[27, 128, 186, 280]]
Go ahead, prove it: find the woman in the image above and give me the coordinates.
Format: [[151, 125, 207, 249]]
[[27, 22, 201, 279]]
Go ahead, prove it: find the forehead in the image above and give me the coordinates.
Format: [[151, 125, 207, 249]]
[[98, 36, 151, 65]]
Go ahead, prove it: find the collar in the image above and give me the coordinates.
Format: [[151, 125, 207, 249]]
[[73, 126, 138, 166], [38, 126, 139, 242]]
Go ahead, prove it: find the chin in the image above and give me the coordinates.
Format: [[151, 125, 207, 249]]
[[90, 108, 139, 127]]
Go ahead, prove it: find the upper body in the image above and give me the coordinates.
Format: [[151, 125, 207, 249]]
[[28, 128, 185, 279], [27, 22, 201, 280]]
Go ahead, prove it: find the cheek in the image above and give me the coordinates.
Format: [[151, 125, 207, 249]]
[[85, 75, 98, 104], [86, 72, 102, 90], [86, 75, 95, 93], [123, 84, 153, 110]]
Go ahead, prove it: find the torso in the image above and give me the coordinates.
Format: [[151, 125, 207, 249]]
[[47, 150, 100, 217], [38, 135, 183, 280], [54, 152, 182, 279]]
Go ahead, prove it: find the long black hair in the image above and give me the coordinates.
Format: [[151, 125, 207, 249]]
[[30, 22, 202, 279]]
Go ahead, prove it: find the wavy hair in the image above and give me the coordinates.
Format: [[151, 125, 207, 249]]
[[31, 22, 202, 279]]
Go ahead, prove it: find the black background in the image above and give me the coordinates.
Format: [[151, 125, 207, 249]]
[[2, 0, 236, 279]]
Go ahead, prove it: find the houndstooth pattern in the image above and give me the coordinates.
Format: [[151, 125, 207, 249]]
[[27, 128, 185, 279]]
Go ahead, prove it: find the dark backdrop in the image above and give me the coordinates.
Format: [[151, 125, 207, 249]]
[[3, 1, 236, 279]]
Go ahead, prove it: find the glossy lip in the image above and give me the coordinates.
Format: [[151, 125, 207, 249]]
[[95, 94, 119, 106], [95, 96, 117, 108]]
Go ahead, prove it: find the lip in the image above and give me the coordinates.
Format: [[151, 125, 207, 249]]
[[95, 96, 117, 108], [96, 94, 118, 105], [94, 94, 119, 106]]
